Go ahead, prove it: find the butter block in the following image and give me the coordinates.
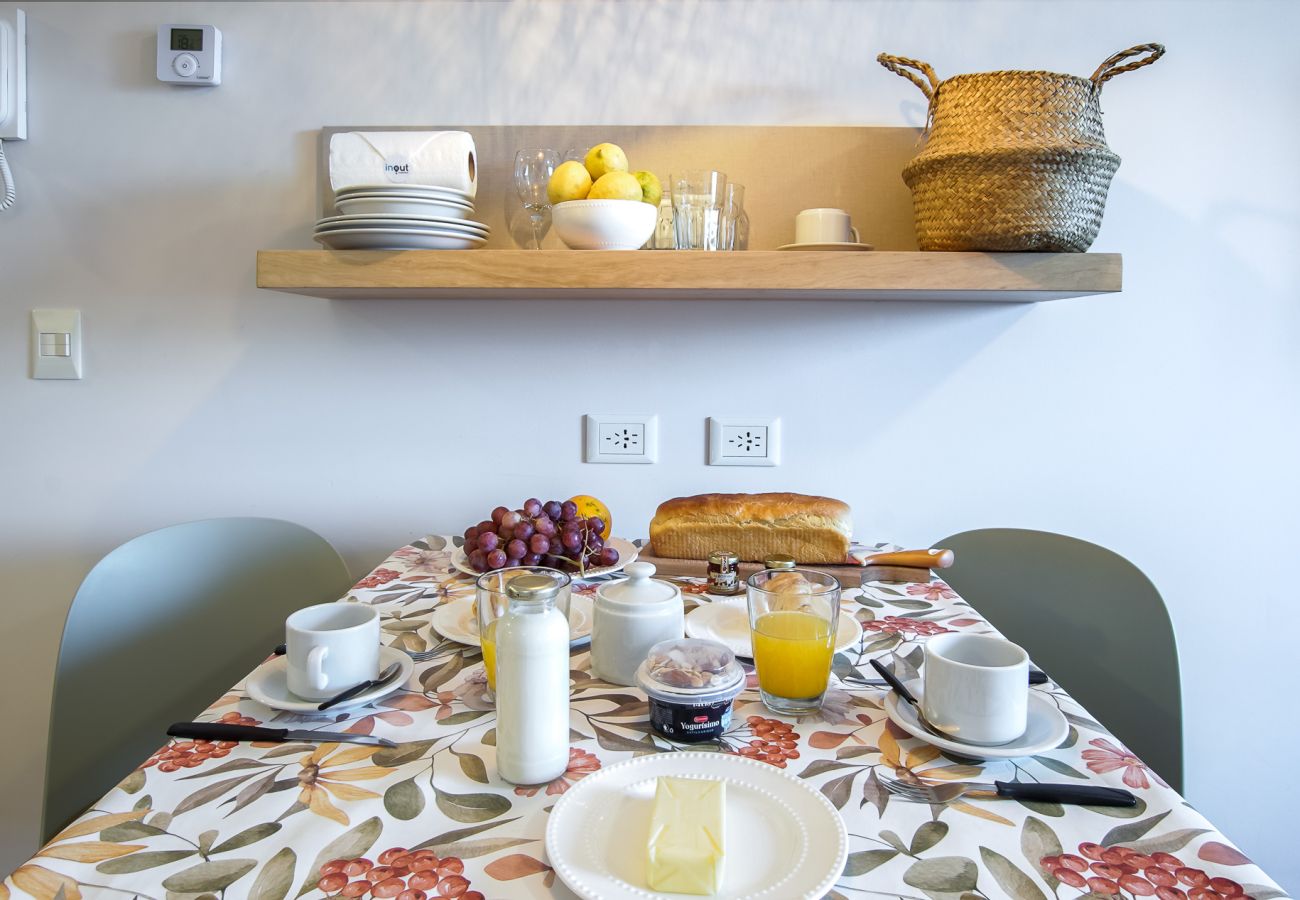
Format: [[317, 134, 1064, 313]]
[[646, 776, 725, 896]]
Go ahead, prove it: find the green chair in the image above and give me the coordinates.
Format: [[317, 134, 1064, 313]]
[[935, 528, 1182, 792], [44, 517, 351, 839]]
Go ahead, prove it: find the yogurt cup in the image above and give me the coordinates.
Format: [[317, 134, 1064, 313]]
[[636, 638, 745, 743]]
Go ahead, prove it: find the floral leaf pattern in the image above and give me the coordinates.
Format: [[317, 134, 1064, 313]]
[[4, 535, 1284, 900]]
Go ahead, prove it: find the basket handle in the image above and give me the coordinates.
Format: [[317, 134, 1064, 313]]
[[877, 53, 940, 101], [1090, 43, 1166, 85]]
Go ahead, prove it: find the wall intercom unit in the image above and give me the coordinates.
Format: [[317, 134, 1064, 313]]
[[0, 7, 26, 140], [156, 24, 222, 85]]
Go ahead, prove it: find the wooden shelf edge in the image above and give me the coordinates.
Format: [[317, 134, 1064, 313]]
[[256, 249, 1122, 303]]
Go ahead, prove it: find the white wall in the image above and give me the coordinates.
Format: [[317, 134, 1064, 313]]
[[2, 0, 1297, 887]]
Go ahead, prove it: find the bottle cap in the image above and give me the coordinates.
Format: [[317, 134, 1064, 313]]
[[505, 573, 562, 602]]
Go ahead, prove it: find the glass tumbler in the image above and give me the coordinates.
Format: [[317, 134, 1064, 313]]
[[671, 171, 727, 250], [720, 182, 747, 251], [747, 569, 841, 715], [476, 566, 572, 701]]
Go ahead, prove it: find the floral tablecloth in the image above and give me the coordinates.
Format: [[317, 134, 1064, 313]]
[[6, 536, 1286, 900]]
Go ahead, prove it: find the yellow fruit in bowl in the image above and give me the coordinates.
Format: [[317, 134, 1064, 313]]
[[588, 171, 643, 202], [569, 495, 612, 540], [548, 160, 593, 204], [584, 143, 628, 181], [633, 171, 663, 206]]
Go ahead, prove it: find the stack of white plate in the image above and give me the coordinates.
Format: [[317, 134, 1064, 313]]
[[314, 184, 489, 250]]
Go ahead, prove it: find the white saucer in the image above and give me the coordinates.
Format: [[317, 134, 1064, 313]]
[[883, 683, 1069, 760], [777, 241, 875, 251], [431, 593, 594, 647], [245, 646, 413, 713], [547, 752, 847, 900], [685, 601, 861, 659]]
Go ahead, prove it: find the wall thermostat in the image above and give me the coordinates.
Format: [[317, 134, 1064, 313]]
[[156, 25, 221, 85]]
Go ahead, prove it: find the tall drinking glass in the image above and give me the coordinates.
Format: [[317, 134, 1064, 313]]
[[747, 569, 841, 715], [671, 171, 726, 250], [514, 149, 561, 249], [476, 566, 572, 701], [720, 182, 747, 251]]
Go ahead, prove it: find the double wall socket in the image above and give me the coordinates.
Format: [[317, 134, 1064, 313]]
[[708, 416, 781, 466], [584, 413, 659, 464]]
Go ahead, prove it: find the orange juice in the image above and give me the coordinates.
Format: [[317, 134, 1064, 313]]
[[752, 611, 834, 700], [482, 619, 498, 691]]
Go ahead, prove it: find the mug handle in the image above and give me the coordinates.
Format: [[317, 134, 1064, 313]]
[[849, 225, 860, 245], [307, 645, 329, 691]]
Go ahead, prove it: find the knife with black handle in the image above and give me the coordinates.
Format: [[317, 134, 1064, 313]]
[[985, 781, 1136, 806], [167, 721, 396, 748]]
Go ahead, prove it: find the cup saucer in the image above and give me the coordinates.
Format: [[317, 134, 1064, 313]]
[[245, 646, 413, 713], [882, 681, 1068, 760], [777, 241, 875, 251]]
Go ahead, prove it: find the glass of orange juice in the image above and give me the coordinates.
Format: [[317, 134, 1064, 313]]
[[747, 569, 841, 715], [475, 567, 572, 702]]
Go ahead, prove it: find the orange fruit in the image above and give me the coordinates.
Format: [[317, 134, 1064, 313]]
[[568, 495, 612, 540]]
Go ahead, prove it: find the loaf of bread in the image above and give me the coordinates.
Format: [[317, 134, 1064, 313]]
[[649, 493, 852, 564]]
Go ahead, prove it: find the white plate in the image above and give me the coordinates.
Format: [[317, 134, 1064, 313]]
[[777, 241, 875, 251], [451, 536, 639, 581], [313, 228, 487, 250], [315, 213, 487, 233], [546, 752, 847, 900], [685, 601, 861, 658], [245, 646, 413, 713], [431, 593, 594, 647], [883, 682, 1069, 760], [335, 184, 473, 201], [336, 196, 474, 219]]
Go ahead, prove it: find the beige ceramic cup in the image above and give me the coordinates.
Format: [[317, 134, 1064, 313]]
[[922, 633, 1029, 745], [795, 208, 861, 244]]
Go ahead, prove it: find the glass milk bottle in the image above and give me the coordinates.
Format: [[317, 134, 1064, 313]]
[[495, 573, 571, 784]]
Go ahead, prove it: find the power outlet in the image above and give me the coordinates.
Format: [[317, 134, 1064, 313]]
[[708, 416, 781, 467], [584, 413, 658, 464]]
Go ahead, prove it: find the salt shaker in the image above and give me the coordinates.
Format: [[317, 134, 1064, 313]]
[[494, 572, 571, 785], [591, 562, 684, 686]]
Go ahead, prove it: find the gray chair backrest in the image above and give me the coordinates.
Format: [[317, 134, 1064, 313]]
[[44, 517, 351, 839], [936, 528, 1182, 792]]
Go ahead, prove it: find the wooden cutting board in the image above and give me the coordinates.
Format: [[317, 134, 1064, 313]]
[[634, 544, 941, 587]]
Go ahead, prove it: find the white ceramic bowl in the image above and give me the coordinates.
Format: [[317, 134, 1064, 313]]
[[336, 195, 474, 219], [552, 199, 657, 250]]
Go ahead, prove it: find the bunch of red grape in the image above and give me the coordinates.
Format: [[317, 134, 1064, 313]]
[[462, 498, 616, 574]]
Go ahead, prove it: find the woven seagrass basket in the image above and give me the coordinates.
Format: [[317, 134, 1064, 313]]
[[878, 44, 1164, 252]]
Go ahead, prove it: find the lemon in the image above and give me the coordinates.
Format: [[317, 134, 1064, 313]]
[[633, 171, 663, 206], [569, 495, 613, 540], [548, 160, 593, 204], [584, 142, 628, 181], [588, 171, 643, 202]]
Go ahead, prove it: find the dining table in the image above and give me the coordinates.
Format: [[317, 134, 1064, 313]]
[[5, 534, 1286, 900]]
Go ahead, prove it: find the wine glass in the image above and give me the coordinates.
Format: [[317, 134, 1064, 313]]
[[514, 149, 561, 249]]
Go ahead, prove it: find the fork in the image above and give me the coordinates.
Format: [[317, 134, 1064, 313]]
[[880, 776, 1135, 807], [399, 647, 443, 662]]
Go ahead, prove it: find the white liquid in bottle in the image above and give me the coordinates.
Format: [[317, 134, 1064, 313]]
[[495, 574, 571, 785]]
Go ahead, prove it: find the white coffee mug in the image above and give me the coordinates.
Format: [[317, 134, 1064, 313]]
[[795, 208, 861, 245], [286, 603, 380, 701], [922, 633, 1029, 745]]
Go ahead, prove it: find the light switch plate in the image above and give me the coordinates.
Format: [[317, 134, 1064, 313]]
[[708, 416, 781, 466], [584, 413, 658, 464], [30, 309, 82, 379]]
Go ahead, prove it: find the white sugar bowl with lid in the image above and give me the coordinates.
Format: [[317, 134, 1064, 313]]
[[591, 561, 684, 686]]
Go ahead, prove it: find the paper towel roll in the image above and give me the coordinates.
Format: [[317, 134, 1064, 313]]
[[329, 131, 478, 197]]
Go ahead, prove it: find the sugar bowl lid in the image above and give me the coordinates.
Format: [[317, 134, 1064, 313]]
[[598, 561, 679, 605]]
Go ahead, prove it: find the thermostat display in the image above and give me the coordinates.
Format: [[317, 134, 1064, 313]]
[[157, 24, 221, 85]]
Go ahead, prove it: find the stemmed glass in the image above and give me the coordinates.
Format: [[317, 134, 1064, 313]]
[[514, 149, 561, 250]]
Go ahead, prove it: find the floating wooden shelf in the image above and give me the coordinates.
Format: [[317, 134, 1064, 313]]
[[255, 250, 1121, 303]]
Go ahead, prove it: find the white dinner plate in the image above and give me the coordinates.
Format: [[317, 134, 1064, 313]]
[[451, 536, 639, 581], [315, 213, 488, 233], [313, 228, 487, 250], [883, 682, 1069, 760], [336, 196, 474, 219], [430, 593, 594, 647], [335, 184, 473, 201], [685, 600, 861, 658], [546, 752, 848, 900], [245, 646, 413, 713], [777, 241, 875, 251]]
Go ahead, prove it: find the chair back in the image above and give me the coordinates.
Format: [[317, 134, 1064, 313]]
[[936, 528, 1182, 791], [44, 517, 351, 838]]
